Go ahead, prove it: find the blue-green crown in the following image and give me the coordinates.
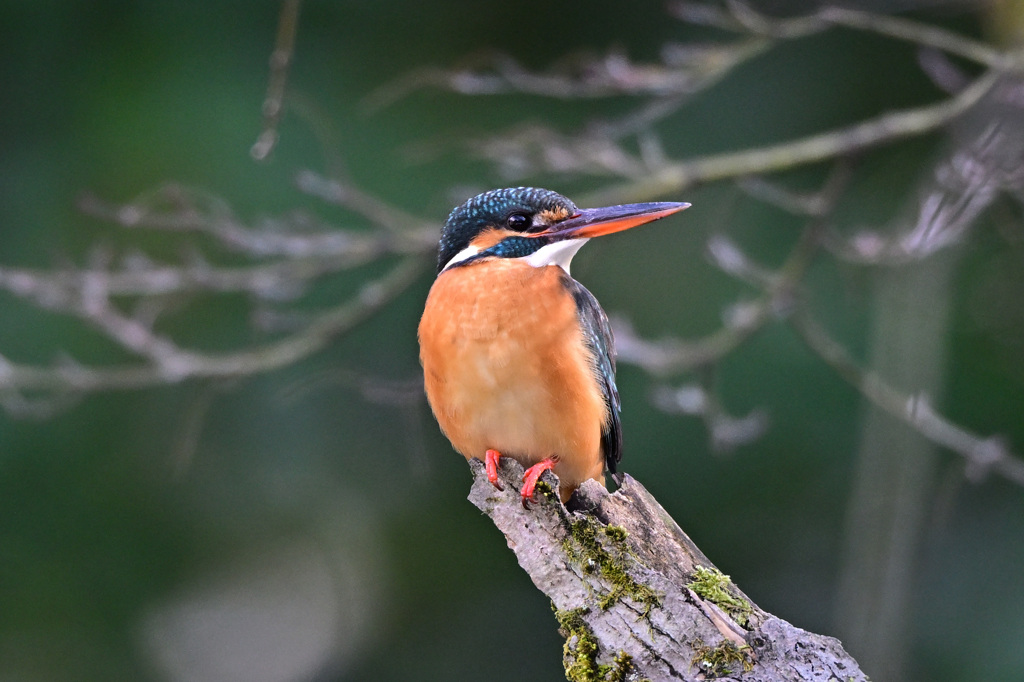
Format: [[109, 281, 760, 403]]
[[436, 187, 578, 273]]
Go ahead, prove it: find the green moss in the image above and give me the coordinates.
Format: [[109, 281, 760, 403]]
[[606, 652, 645, 682], [561, 517, 661, 612], [603, 525, 628, 542], [534, 479, 558, 501], [690, 638, 754, 678], [554, 606, 649, 682], [686, 565, 752, 627]]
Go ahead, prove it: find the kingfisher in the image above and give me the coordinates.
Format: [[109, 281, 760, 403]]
[[419, 187, 689, 503]]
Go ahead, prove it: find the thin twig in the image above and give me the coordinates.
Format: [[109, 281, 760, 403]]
[[0, 253, 391, 300], [0, 257, 426, 395], [79, 186, 436, 258], [818, 7, 1010, 69], [717, 2, 1010, 68], [622, 219, 821, 376], [790, 308, 1024, 486], [294, 170, 437, 235], [252, 0, 303, 161]]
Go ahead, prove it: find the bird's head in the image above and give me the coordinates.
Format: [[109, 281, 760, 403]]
[[436, 187, 689, 274]]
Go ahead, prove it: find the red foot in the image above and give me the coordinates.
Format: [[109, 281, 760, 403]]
[[485, 449, 503, 491], [521, 457, 556, 502]]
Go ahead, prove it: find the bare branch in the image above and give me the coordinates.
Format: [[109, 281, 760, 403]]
[[827, 109, 1023, 264], [251, 0, 303, 161], [790, 309, 1024, 486], [588, 69, 1000, 204], [612, 300, 772, 377], [468, 458, 869, 680], [617, 209, 1024, 487], [364, 38, 770, 112], [1, 256, 359, 301], [613, 210, 827, 378], [0, 257, 425, 400], [734, 159, 856, 223], [651, 380, 769, 451], [817, 7, 1011, 69], [79, 184, 435, 258], [467, 125, 652, 181], [294, 170, 437, 236], [701, 1, 1011, 69]]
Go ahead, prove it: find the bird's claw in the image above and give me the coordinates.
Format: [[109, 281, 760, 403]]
[[485, 449, 504, 491], [520, 457, 556, 506]]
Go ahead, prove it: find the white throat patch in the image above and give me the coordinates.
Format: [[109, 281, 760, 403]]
[[440, 238, 589, 274], [523, 238, 589, 274], [440, 245, 481, 272]]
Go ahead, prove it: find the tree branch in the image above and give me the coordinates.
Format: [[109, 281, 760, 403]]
[[790, 308, 1024, 487], [251, 0, 303, 161], [0, 256, 425, 410], [469, 458, 868, 681], [588, 69, 1000, 204]]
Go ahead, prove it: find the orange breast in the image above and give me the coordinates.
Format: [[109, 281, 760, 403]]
[[418, 260, 608, 494]]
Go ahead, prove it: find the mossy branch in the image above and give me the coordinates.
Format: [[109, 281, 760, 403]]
[[468, 458, 868, 681]]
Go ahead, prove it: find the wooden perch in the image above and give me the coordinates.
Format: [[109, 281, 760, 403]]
[[468, 458, 867, 681]]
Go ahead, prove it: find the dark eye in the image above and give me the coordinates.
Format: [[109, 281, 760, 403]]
[[506, 212, 530, 231]]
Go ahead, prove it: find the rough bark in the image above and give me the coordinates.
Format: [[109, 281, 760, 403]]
[[468, 458, 867, 682]]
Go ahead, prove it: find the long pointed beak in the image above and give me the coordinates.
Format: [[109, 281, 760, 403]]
[[529, 201, 690, 240]]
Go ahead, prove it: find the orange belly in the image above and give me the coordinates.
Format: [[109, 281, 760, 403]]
[[418, 260, 608, 498]]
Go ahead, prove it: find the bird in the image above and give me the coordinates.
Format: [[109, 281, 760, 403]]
[[418, 187, 689, 503]]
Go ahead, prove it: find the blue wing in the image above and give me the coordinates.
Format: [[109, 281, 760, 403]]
[[563, 276, 622, 473]]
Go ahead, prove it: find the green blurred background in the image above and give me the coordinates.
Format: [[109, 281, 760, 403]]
[[2, 1, 1023, 681]]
